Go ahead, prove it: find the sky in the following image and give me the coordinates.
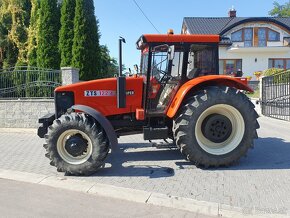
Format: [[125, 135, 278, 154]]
[[94, 0, 289, 72]]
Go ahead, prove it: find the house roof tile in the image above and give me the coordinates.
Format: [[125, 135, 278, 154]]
[[183, 17, 290, 35]]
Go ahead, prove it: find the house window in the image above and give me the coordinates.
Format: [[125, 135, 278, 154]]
[[268, 59, 290, 70], [231, 27, 280, 47], [258, 28, 267, 47], [231, 28, 254, 46], [287, 60, 290, 69], [244, 28, 253, 47], [231, 30, 243, 42], [268, 29, 280, 41], [219, 59, 242, 75]]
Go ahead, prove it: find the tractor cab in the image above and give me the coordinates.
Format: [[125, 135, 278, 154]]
[[136, 33, 220, 117]]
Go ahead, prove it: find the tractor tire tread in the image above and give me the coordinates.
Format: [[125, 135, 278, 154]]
[[173, 86, 259, 168], [44, 112, 109, 176]]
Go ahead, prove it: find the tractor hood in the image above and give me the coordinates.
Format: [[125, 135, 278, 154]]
[[55, 77, 117, 92], [55, 77, 144, 117]]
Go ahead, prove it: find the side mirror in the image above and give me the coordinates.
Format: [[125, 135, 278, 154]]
[[134, 64, 139, 73], [168, 45, 175, 60]]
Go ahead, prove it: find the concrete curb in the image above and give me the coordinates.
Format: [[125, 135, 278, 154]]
[[0, 128, 36, 133], [0, 169, 288, 218]]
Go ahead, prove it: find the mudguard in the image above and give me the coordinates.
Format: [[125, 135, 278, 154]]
[[166, 75, 253, 118], [72, 105, 118, 151]]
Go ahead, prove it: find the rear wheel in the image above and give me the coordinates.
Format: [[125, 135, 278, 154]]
[[173, 86, 259, 167], [44, 113, 109, 175]]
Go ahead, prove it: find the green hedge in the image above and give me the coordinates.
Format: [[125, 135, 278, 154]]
[[262, 68, 290, 84], [262, 68, 285, 77]]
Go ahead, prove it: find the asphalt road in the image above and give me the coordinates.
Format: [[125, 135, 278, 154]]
[[0, 178, 212, 218]]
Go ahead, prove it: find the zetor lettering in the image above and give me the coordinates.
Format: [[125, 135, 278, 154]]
[[84, 90, 134, 97], [84, 90, 116, 97]]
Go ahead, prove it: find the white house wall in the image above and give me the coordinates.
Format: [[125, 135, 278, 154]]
[[219, 47, 290, 79], [220, 22, 290, 80]]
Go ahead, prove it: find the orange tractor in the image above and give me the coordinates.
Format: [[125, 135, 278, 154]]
[[38, 33, 259, 175]]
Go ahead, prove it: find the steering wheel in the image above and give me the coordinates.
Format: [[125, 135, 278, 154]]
[[160, 70, 173, 84], [152, 66, 172, 83]]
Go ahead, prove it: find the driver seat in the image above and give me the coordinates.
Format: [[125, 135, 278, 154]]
[[187, 68, 201, 79]]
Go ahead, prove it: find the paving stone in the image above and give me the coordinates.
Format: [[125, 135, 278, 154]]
[[0, 116, 290, 215]]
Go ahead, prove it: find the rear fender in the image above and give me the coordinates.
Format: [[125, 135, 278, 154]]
[[71, 105, 118, 151], [166, 75, 253, 118]]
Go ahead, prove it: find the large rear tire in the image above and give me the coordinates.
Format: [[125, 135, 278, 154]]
[[173, 86, 259, 167], [44, 113, 109, 175]]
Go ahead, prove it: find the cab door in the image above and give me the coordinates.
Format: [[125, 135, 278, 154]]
[[146, 45, 184, 116]]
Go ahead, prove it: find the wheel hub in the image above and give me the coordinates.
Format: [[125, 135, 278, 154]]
[[65, 134, 88, 157], [201, 113, 232, 143]]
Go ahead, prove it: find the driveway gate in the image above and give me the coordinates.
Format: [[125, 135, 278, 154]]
[[0, 66, 61, 99], [261, 71, 290, 121]]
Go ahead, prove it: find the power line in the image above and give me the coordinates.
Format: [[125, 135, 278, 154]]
[[133, 0, 160, 33]]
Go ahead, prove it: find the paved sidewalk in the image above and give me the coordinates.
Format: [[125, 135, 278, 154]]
[[0, 115, 290, 216], [1, 178, 209, 218]]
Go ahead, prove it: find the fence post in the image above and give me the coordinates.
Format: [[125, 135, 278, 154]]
[[61, 67, 79, 85], [259, 76, 264, 115], [259, 76, 263, 102]]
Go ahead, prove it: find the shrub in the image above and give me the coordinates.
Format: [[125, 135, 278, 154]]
[[262, 68, 284, 77]]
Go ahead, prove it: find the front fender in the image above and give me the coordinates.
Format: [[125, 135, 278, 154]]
[[72, 105, 118, 151], [166, 75, 253, 118]]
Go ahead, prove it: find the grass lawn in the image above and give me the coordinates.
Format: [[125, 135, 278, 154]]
[[246, 88, 260, 99]]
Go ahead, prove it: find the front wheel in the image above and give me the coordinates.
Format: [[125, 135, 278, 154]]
[[173, 86, 259, 167], [44, 113, 109, 175]]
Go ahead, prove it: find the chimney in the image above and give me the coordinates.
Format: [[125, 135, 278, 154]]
[[228, 6, 236, 18]]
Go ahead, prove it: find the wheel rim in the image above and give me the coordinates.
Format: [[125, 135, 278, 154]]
[[201, 113, 233, 143], [57, 129, 93, 165], [195, 104, 245, 155]]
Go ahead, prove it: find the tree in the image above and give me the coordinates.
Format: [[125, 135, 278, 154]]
[[27, 0, 39, 67], [72, 0, 101, 80], [8, 0, 31, 66], [37, 0, 60, 69], [59, 0, 75, 67], [99, 45, 118, 78], [269, 1, 290, 17], [0, 0, 18, 68]]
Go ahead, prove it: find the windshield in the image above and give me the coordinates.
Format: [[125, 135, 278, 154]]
[[140, 52, 149, 76], [151, 49, 169, 81], [141, 45, 184, 81], [140, 45, 170, 81]]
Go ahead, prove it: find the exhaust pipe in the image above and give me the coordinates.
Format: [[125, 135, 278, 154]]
[[117, 37, 126, 108]]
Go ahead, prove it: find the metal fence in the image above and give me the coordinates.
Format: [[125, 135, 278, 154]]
[[261, 70, 290, 121], [0, 66, 61, 99]]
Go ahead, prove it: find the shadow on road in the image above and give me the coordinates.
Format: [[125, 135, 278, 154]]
[[214, 137, 290, 171], [235, 137, 290, 170], [89, 142, 182, 178], [89, 136, 290, 177]]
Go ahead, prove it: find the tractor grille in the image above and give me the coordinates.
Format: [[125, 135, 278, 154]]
[[55, 91, 74, 118]]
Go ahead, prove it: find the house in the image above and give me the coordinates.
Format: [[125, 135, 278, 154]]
[[181, 8, 290, 79]]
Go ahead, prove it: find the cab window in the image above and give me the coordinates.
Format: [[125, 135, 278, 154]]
[[187, 44, 217, 79]]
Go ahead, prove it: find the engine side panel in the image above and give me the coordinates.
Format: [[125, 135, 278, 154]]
[[55, 77, 144, 116]]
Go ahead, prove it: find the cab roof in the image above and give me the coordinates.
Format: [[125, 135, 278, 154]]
[[136, 34, 220, 49]]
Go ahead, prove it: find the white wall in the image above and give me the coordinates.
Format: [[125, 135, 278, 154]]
[[220, 22, 290, 80], [219, 47, 290, 79]]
